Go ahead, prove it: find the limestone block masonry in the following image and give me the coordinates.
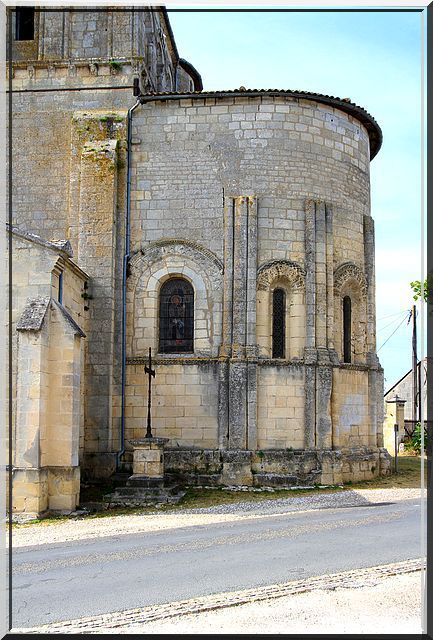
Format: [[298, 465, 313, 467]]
[[9, 6, 392, 514], [123, 90, 391, 484], [8, 7, 202, 515]]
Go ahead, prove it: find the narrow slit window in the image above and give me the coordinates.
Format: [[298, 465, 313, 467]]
[[58, 271, 63, 304], [343, 295, 352, 363], [15, 8, 35, 41], [272, 288, 286, 359], [159, 278, 194, 353]]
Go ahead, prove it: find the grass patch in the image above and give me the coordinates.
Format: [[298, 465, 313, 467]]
[[349, 455, 425, 490], [11, 456, 425, 526]]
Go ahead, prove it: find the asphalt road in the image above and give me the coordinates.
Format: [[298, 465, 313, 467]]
[[12, 498, 421, 627]]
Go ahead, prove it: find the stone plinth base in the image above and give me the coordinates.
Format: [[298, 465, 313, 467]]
[[11, 465, 80, 516], [163, 446, 393, 487], [129, 437, 169, 477], [220, 450, 253, 486], [126, 475, 165, 488], [47, 466, 81, 511], [103, 436, 183, 508], [11, 467, 48, 516]]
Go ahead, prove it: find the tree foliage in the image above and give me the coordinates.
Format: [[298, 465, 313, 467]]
[[410, 274, 433, 303], [405, 423, 428, 455]]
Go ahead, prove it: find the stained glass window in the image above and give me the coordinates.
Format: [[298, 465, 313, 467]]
[[159, 278, 194, 353], [272, 288, 286, 359], [343, 295, 352, 363]]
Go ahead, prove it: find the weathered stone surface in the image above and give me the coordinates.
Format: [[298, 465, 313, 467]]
[[9, 7, 387, 512]]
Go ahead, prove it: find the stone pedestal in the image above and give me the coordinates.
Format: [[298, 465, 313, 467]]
[[129, 437, 168, 479], [106, 437, 185, 506]]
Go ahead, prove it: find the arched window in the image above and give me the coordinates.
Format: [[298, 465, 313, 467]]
[[272, 288, 286, 358], [343, 295, 352, 363], [159, 278, 194, 353]]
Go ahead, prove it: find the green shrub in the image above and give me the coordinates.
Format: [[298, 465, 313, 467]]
[[406, 423, 428, 455]]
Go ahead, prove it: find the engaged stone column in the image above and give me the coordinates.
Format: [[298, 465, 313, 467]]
[[364, 215, 376, 354], [220, 197, 234, 357], [304, 199, 334, 450], [325, 204, 334, 351], [219, 195, 258, 450], [304, 200, 317, 449], [304, 199, 316, 350], [315, 201, 327, 348], [316, 366, 333, 449], [78, 140, 118, 457]]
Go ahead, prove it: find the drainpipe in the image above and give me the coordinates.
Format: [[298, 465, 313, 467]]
[[117, 95, 141, 471]]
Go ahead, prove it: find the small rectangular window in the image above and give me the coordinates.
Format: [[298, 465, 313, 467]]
[[343, 296, 352, 363], [15, 8, 35, 41], [58, 272, 63, 304]]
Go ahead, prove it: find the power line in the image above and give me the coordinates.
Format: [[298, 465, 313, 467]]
[[377, 310, 411, 333], [377, 311, 411, 353], [377, 309, 411, 321]]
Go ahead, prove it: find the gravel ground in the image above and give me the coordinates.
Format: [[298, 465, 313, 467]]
[[123, 571, 423, 635], [11, 487, 421, 548]]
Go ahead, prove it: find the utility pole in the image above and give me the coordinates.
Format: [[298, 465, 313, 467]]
[[411, 304, 418, 425]]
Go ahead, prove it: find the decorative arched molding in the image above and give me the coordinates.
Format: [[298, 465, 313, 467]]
[[256, 261, 306, 359], [334, 262, 367, 299], [257, 260, 305, 291], [126, 239, 223, 357], [128, 239, 223, 291], [333, 262, 367, 364]]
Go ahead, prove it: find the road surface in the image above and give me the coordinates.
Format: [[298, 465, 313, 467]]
[[12, 497, 421, 628]]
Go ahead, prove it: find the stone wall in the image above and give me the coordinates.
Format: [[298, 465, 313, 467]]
[[331, 367, 372, 448], [164, 446, 391, 487], [10, 8, 177, 93], [124, 362, 219, 450], [14, 298, 85, 515], [10, 232, 87, 514], [257, 365, 305, 449], [125, 93, 382, 462], [131, 95, 371, 268], [9, 7, 387, 495]]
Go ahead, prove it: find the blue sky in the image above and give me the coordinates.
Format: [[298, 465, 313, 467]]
[[168, 8, 424, 388]]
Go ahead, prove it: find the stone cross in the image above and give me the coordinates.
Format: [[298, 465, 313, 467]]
[[145, 347, 155, 438]]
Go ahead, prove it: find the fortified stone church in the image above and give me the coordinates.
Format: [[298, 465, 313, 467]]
[[8, 7, 391, 516]]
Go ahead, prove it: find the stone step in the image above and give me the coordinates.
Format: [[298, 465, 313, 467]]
[[104, 483, 186, 507], [252, 472, 320, 487]]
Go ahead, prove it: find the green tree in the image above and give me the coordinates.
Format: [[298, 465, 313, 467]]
[[410, 273, 433, 303], [405, 422, 428, 455]]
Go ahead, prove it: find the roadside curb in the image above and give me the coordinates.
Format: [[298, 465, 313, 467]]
[[12, 558, 425, 633]]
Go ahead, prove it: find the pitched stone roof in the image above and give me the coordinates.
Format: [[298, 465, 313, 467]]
[[16, 297, 50, 331], [17, 297, 86, 338], [51, 299, 86, 338], [8, 224, 73, 258]]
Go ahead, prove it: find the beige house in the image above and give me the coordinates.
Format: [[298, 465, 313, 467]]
[[8, 7, 391, 517]]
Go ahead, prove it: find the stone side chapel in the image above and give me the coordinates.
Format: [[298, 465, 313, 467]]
[[8, 7, 391, 516]]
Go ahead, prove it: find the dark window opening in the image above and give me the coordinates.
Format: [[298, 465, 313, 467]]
[[159, 278, 194, 353], [15, 8, 35, 41], [343, 295, 352, 363], [272, 288, 286, 359], [58, 271, 63, 304]]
